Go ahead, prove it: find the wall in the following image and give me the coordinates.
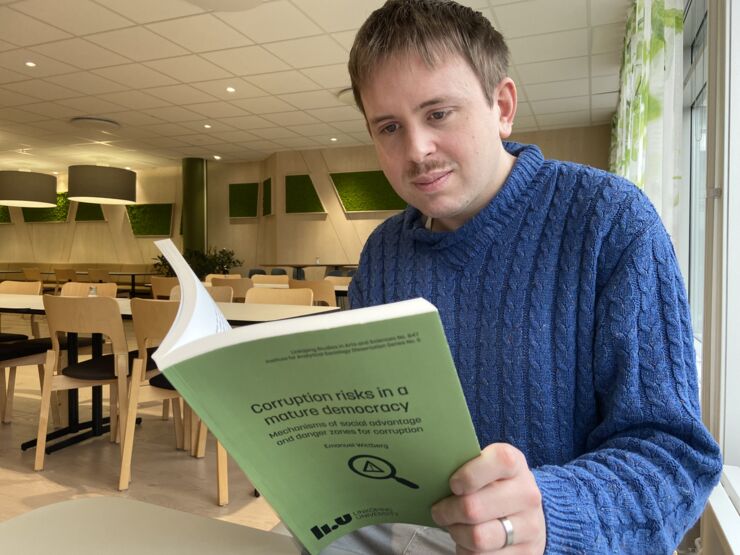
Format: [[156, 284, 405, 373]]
[[510, 124, 612, 170]]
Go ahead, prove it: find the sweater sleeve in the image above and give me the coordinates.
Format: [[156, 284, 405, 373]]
[[532, 222, 722, 554]]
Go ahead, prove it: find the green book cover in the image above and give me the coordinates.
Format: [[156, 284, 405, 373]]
[[153, 240, 480, 554]]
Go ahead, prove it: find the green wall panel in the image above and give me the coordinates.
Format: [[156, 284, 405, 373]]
[[75, 202, 105, 221], [262, 177, 272, 216], [22, 192, 69, 222], [0, 205, 10, 223], [330, 171, 406, 212], [229, 182, 258, 218], [126, 203, 173, 236], [285, 174, 324, 213]]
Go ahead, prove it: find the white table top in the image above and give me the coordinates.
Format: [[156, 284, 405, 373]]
[[0, 497, 300, 555], [0, 294, 337, 324]]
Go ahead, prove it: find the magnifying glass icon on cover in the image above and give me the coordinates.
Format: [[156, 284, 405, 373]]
[[347, 455, 420, 489]]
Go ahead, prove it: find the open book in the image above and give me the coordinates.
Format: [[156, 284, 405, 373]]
[[152, 239, 480, 554]]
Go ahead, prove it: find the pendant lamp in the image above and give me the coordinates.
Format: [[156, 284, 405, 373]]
[[67, 165, 136, 205], [0, 171, 57, 207]]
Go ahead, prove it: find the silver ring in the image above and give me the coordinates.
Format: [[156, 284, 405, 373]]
[[498, 516, 514, 547]]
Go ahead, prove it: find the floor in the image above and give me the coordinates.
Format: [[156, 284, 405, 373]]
[[0, 311, 281, 531]]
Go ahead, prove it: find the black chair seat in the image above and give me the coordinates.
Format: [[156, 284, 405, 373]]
[[22, 336, 95, 351], [0, 332, 29, 342], [0, 339, 49, 361], [148, 373, 175, 390], [61, 348, 157, 381]]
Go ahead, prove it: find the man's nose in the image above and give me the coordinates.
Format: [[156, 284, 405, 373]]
[[405, 124, 436, 164]]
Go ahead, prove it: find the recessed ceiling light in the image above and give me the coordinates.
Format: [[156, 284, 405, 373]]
[[213, 155, 222, 160], [226, 86, 236, 93], [125, 166, 131, 170], [204, 124, 212, 129], [330, 137, 338, 142], [25, 61, 36, 68], [53, 171, 59, 175]]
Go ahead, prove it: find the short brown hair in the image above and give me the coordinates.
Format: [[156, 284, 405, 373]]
[[348, 0, 510, 114]]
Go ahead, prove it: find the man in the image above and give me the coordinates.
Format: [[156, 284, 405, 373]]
[[339, 0, 723, 553]]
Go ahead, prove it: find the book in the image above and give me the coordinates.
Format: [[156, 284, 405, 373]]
[[152, 239, 481, 554]]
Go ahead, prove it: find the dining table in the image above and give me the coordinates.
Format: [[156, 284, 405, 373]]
[[0, 293, 339, 455]]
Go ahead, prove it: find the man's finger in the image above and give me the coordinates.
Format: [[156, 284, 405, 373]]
[[449, 443, 526, 495], [431, 477, 533, 526]]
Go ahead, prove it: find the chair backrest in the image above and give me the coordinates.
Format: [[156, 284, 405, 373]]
[[150, 276, 179, 299], [43, 295, 127, 355], [0, 280, 42, 295], [22, 267, 42, 281], [247, 268, 266, 277], [245, 287, 313, 306], [54, 268, 78, 283], [324, 276, 352, 287], [88, 268, 113, 283], [211, 277, 252, 300], [61, 281, 117, 298], [251, 274, 289, 287], [130, 298, 179, 362], [289, 279, 336, 307], [170, 285, 234, 303], [204, 273, 240, 284], [270, 268, 287, 275]]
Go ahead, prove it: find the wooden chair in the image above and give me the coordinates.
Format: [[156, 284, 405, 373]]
[[245, 287, 313, 306], [61, 281, 118, 298], [0, 280, 42, 341], [0, 338, 51, 425], [211, 277, 252, 302], [150, 276, 179, 300], [251, 274, 289, 287], [289, 279, 336, 307], [22, 268, 54, 293], [170, 285, 233, 303], [204, 273, 241, 284], [53, 268, 78, 294], [324, 275, 352, 287], [36, 295, 130, 471], [87, 269, 113, 282]]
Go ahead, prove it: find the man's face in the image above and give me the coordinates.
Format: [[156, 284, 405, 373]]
[[360, 53, 516, 231]]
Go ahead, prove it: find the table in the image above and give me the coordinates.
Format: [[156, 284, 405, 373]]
[[0, 497, 301, 554], [260, 262, 357, 279], [109, 271, 157, 298], [0, 294, 338, 453]]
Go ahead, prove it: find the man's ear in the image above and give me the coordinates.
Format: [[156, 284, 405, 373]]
[[496, 78, 517, 139]]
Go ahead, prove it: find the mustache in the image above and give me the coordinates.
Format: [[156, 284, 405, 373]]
[[406, 159, 453, 180]]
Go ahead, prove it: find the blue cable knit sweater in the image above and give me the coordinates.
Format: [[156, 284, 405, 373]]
[[349, 142, 722, 553]]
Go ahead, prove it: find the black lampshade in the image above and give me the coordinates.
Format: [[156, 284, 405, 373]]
[[67, 165, 136, 205], [0, 171, 57, 208]]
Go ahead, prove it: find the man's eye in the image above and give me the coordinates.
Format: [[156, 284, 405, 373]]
[[430, 110, 447, 121], [380, 123, 399, 134]]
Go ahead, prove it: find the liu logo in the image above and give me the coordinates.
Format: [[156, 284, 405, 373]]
[[310, 514, 352, 540]]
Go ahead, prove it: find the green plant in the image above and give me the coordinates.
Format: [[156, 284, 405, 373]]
[[153, 247, 242, 280]]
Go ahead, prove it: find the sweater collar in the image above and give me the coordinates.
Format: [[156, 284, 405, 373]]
[[404, 142, 545, 268]]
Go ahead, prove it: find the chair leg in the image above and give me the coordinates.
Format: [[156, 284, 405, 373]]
[[172, 398, 184, 450], [161, 399, 170, 420], [217, 441, 229, 506], [119, 361, 143, 491], [34, 352, 56, 471], [0, 368, 6, 423], [182, 403, 191, 453], [109, 383, 118, 443], [2, 367, 15, 423], [34, 364, 60, 427], [195, 421, 207, 459]]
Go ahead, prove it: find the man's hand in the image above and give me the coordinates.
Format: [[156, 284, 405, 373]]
[[431, 443, 546, 554]]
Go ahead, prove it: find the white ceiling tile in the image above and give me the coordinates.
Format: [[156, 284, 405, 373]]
[[456, 0, 489, 8], [203, 46, 290, 75], [146, 84, 218, 105], [591, 23, 627, 55], [147, 14, 252, 53], [523, 78, 589, 101], [57, 95, 126, 114], [97, 90, 169, 110], [273, 135, 321, 149], [183, 101, 249, 118], [515, 102, 532, 117], [0, 40, 16, 51], [530, 95, 590, 114], [0, 87, 37, 106], [101, 110, 163, 126], [591, 74, 619, 94], [512, 115, 537, 129], [13, 0, 132, 35], [287, 122, 339, 136], [300, 64, 350, 89], [313, 134, 358, 147], [218, 1, 322, 43], [177, 119, 235, 133], [190, 77, 266, 100], [46, 72, 128, 95], [536, 110, 592, 128], [492, 0, 587, 39], [96, 0, 204, 23], [0, 6, 72, 46], [140, 106, 203, 122], [145, 55, 233, 83], [3, 79, 80, 101], [0, 106, 47, 122], [0, 49, 78, 77], [93, 64, 178, 88], [219, 115, 275, 130], [246, 70, 321, 94], [279, 90, 343, 110], [178, 134, 222, 146], [14, 102, 81, 118], [508, 29, 588, 64], [264, 35, 347, 68], [204, 129, 259, 142], [87, 27, 188, 62], [262, 111, 320, 126], [591, 108, 615, 123], [591, 51, 622, 77], [142, 136, 189, 148], [305, 106, 361, 122], [250, 127, 300, 140], [31, 38, 130, 70], [591, 91, 618, 110], [349, 132, 372, 144], [590, 0, 633, 26], [230, 96, 296, 114], [0, 66, 28, 84], [515, 57, 589, 85], [141, 122, 193, 136], [291, 0, 385, 33], [331, 119, 367, 133], [331, 30, 356, 51]]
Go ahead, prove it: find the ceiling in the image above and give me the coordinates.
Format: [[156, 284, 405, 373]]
[[0, 0, 631, 174]]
